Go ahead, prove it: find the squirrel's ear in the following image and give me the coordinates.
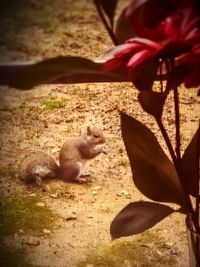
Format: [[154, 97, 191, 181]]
[[87, 126, 92, 135]]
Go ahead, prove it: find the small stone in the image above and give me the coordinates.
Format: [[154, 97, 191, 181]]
[[19, 229, 25, 234], [156, 250, 163, 256], [49, 193, 58, 199], [93, 186, 101, 190], [36, 202, 45, 207], [121, 190, 129, 195], [43, 229, 52, 234], [92, 191, 97, 195], [21, 236, 40, 246], [29, 193, 36, 197]]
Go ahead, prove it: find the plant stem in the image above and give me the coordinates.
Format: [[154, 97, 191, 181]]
[[93, 0, 119, 45], [173, 85, 181, 160], [156, 118, 177, 165], [169, 60, 199, 234], [158, 59, 195, 216], [159, 60, 164, 93], [195, 125, 200, 232]]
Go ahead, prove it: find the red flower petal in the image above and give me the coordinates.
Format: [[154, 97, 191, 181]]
[[127, 37, 161, 50], [127, 49, 155, 69], [102, 57, 124, 72], [107, 43, 140, 57], [180, 7, 200, 38]]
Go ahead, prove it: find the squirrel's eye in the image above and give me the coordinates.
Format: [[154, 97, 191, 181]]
[[94, 134, 99, 138]]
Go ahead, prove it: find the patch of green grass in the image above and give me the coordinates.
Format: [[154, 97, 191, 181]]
[[42, 97, 67, 110], [0, 194, 58, 239], [78, 232, 177, 267], [0, 245, 35, 267], [118, 156, 129, 167]]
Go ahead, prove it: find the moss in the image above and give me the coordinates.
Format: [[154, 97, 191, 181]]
[[42, 97, 68, 110], [0, 194, 58, 239], [78, 232, 177, 267], [118, 156, 129, 167]]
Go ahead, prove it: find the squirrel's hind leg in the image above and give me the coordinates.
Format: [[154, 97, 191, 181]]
[[75, 162, 91, 183], [60, 162, 89, 183]]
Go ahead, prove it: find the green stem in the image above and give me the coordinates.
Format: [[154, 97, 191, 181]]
[[93, 0, 119, 45]]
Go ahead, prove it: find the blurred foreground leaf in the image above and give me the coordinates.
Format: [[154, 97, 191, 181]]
[[110, 201, 175, 238], [10, 56, 128, 90]]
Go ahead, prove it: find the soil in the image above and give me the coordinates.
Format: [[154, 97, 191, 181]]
[[0, 1, 199, 266]]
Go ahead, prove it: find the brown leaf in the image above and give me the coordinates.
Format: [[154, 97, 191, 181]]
[[121, 112, 186, 206], [181, 127, 200, 197], [110, 201, 175, 238]]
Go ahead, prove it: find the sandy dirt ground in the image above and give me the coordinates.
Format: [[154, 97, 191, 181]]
[[0, 1, 199, 266]]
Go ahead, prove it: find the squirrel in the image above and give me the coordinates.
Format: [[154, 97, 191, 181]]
[[59, 126, 106, 183], [21, 127, 106, 186]]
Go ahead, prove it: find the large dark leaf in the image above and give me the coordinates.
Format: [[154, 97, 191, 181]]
[[138, 91, 168, 119], [94, 0, 118, 28], [110, 201, 175, 238], [9, 56, 128, 90], [121, 112, 186, 205], [181, 127, 200, 197], [115, 7, 135, 44]]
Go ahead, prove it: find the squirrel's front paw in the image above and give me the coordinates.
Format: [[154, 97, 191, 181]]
[[76, 176, 88, 183]]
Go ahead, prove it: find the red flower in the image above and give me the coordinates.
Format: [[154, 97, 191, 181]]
[[103, 38, 161, 80], [103, 5, 200, 87]]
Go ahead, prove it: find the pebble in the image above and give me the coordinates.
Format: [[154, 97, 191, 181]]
[[43, 229, 52, 234], [21, 236, 40, 246], [93, 186, 101, 190], [92, 191, 97, 195], [36, 202, 45, 207], [28, 193, 37, 197], [156, 250, 163, 256], [49, 193, 58, 199]]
